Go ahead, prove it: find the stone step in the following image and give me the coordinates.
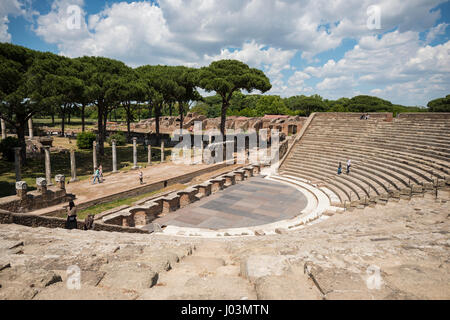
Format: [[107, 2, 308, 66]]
[[293, 139, 450, 174], [293, 145, 435, 183]]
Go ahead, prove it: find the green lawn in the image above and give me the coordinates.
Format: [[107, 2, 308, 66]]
[[0, 144, 172, 198]]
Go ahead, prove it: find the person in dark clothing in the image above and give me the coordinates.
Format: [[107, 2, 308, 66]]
[[65, 200, 78, 230], [337, 162, 342, 175]]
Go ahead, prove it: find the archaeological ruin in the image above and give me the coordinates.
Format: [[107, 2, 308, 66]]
[[0, 112, 449, 300]]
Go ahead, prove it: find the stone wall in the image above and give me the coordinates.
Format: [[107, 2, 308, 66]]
[[0, 186, 74, 214], [0, 209, 149, 234]]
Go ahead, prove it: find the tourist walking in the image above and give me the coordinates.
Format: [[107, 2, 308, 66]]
[[138, 170, 144, 185], [92, 167, 100, 184], [346, 159, 351, 174], [337, 162, 342, 175], [99, 164, 104, 183], [65, 201, 78, 230]]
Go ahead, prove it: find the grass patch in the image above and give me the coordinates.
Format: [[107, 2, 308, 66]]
[[76, 183, 185, 220]]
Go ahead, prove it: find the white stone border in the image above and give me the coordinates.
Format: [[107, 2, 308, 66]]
[[158, 173, 339, 238]]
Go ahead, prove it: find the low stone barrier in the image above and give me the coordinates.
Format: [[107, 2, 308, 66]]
[[223, 174, 236, 187], [193, 182, 212, 198], [210, 177, 225, 193], [177, 188, 199, 208], [0, 209, 149, 234]]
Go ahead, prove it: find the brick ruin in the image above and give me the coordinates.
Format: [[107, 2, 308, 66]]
[[0, 176, 74, 213], [128, 113, 307, 136]]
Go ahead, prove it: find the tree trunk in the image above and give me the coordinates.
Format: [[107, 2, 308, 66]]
[[125, 106, 132, 139], [103, 109, 108, 148], [81, 104, 86, 132], [169, 103, 173, 116], [179, 102, 184, 131], [220, 101, 228, 137], [61, 107, 66, 136], [16, 124, 26, 165], [97, 103, 104, 156], [67, 107, 71, 125], [155, 103, 161, 144], [51, 113, 55, 126]]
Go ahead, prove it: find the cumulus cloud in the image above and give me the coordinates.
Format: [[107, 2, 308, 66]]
[[7, 0, 449, 105], [302, 31, 450, 105], [0, 0, 29, 42]]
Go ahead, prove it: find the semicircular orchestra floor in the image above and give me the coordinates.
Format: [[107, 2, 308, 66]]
[[151, 176, 308, 230]]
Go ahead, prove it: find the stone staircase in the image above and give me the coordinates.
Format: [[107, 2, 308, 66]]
[[279, 113, 450, 208]]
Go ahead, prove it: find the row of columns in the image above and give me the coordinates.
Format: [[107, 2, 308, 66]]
[[12, 138, 199, 184], [0, 118, 33, 140]]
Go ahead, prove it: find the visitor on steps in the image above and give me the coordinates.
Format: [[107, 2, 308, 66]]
[[138, 170, 144, 185], [337, 162, 342, 175], [84, 214, 94, 230], [92, 167, 100, 184], [65, 201, 78, 230], [346, 159, 351, 174]]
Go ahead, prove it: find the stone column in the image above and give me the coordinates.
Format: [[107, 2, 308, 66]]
[[112, 139, 118, 173], [92, 141, 97, 170], [70, 149, 78, 182], [14, 147, 21, 181], [161, 141, 165, 163], [43, 147, 52, 185], [147, 144, 152, 165], [1, 118, 6, 139], [28, 118, 34, 140], [55, 175, 65, 190], [132, 137, 138, 170], [16, 181, 27, 200]]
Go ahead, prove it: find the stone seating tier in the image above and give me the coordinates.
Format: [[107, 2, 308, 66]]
[[280, 113, 450, 207]]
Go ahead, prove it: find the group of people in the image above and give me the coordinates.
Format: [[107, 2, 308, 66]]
[[92, 165, 103, 184], [337, 159, 351, 175], [360, 113, 370, 120], [92, 165, 145, 185], [65, 200, 94, 231]]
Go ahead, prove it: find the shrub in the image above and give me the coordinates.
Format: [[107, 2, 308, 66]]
[[107, 132, 127, 146], [76, 131, 97, 149], [0, 137, 21, 161]]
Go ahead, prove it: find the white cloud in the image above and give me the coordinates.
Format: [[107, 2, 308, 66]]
[[302, 31, 450, 105], [13, 0, 450, 105], [426, 22, 449, 43], [0, 0, 29, 42]]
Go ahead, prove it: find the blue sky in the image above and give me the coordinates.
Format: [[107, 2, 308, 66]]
[[1, 0, 449, 106]]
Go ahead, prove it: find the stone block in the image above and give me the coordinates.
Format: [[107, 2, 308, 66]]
[[193, 182, 212, 198], [15, 181, 27, 200], [210, 178, 225, 193], [243, 167, 254, 178], [233, 170, 245, 181], [161, 193, 180, 214], [36, 178, 47, 194], [223, 174, 236, 186], [177, 188, 199, 208], [55, 174, 65, 189]]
